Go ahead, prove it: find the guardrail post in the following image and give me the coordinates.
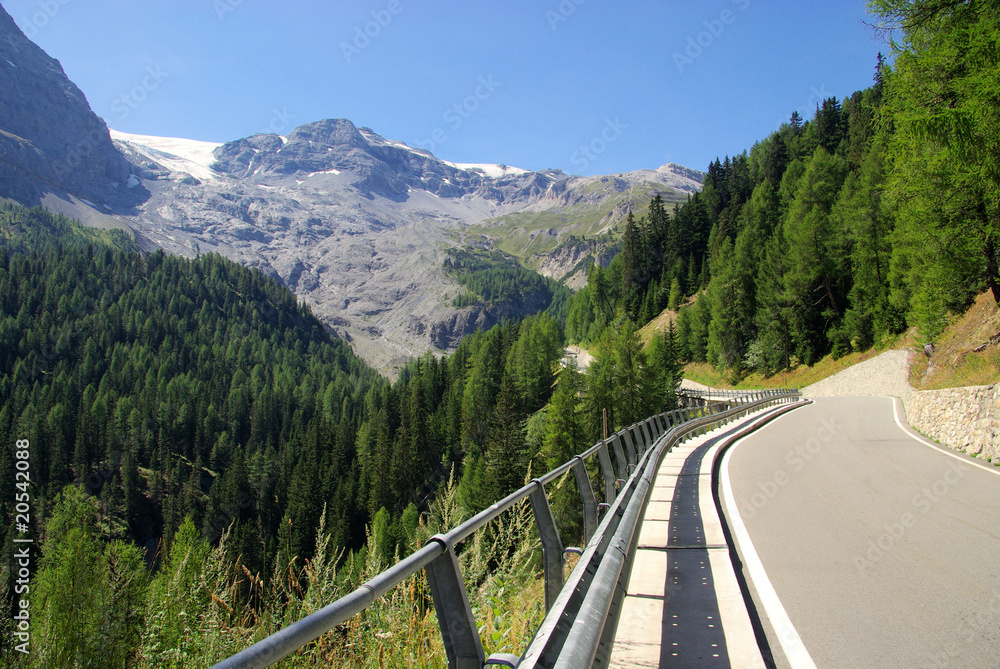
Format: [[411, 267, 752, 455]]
[[529, 480, 565, 611], [572, 457, 598, 544], [611, 434, 628, 478], [598, 439, 616, 503], [621, 430, 638, 469], [634, 423, 648, 452], [640, 420, 655, 448], [704, 406, 714, 433], [425, 536, 485, 669], [635, 423, 648, 452], [649, 416, 660, 437]]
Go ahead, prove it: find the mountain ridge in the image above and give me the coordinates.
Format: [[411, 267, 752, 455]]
[[111, 118, 701, 372], [0, 4, 703, 373]]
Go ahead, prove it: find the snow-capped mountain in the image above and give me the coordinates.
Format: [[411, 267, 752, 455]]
[[0, 3, 702, 373], [111, 118, 701, 371]]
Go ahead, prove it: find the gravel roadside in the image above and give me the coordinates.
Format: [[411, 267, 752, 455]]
[[681, 349, 916, 401], [801, 349, 915, 401]]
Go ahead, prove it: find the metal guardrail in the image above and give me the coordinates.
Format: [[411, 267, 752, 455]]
[[211, 388, 800, 669], [517, 389, 800, 668]]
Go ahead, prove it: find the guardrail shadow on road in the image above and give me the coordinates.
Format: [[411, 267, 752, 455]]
[[654, 439, 732, 666]]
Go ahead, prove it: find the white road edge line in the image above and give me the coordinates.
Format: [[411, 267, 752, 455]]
[[888, 396, 1000, 477], [721, 431, 818, 669]]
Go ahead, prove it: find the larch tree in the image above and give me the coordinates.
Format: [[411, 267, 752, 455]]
[[871, 0, 1000, 336]]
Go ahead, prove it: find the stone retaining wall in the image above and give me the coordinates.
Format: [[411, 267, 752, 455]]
[[906, 384, 1000, 463]]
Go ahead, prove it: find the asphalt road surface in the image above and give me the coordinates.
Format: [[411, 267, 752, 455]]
[[722, 396, 1000, 669]]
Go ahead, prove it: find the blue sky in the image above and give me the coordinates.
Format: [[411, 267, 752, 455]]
[[4, 0, 887, 175]]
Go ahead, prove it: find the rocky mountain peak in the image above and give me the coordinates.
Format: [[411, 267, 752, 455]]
[[292, 117, 368, 148], [656, 162, 705, 188]]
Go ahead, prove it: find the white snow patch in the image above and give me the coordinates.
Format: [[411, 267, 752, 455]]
[[111, 130, 222, 181], [360, 130, 436, 157], [5, 60, 16, 68], [443, 161, 529, 179], [126, 174, 141, 188], [306, 169, 341, 178], [379, 139, 413, 151]]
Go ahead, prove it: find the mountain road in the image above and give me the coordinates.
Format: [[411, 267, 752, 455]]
[[721, 396, 1000, 668]]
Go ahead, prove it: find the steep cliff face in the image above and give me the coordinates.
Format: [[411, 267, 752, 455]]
[[0, 5, 136, 208], [533, 237, 620, 289]]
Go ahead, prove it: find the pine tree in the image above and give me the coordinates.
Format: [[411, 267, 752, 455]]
[[461, 328, 504, 453], [542, 365, 585, 470], [666, 277, 682, 311], [790, 111, 804, 134], [32, 486, 106, 668], [754, 228, 795, 374], [612, 320, 646, 428], [815, 97, 844, 154], [482, 374, 529, 502], [141, 518, 212, 665], [834, 134, 899, 347], [619, 212, 644, 318], [645, 323, 683, 411], [782, 147, 850, 363]]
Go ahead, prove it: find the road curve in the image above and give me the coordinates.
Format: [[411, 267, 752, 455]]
[[722, 396, 1000, 669]]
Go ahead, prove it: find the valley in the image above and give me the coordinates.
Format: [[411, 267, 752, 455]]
[[111, 121, 702, 372]]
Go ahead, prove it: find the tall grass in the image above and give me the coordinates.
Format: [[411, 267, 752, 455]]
[[133, 473, 549, 668]]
